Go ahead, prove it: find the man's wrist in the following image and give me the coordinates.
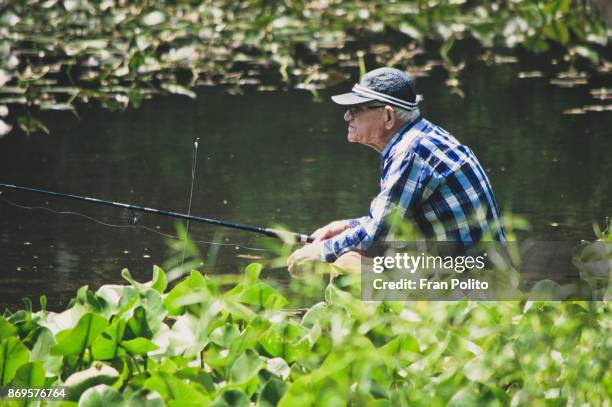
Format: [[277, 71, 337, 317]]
[[321, 239, 338, 263]]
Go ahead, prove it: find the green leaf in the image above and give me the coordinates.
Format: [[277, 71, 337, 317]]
[[149, 265, 168, 293], [236, 283, 288, 309], [64, 363, 119, 402], [143, 372, 209, 404], [29, 328, 54, 362], [72, 286, 111, 317], [543, 21, 569, 46], [161, 83, 196, 99], [120, 337, 159, 355], [17, 115, 49, 136], [221, 298, 257, 322], [259, 378, 288, 407], [245, 263, 263, 284], [464, 355, 494, 382], [439, 37, 455, 66], [141, 11, 166, 26], [91, 318, 127, 361], [266, 357, 291, 380], [92, 335, 126, 361], [123, 290, 166, 339], [51, 313, 108, 356], [164, 271, 209, 316], [380, 333, 420, 363], [95, 285, 138, 318], [209, 324, 240, 347], [230, 349, 262, 384], [124, 291, 167, 340], [0, 337, 30, 385], [0, 317, 17, 341], [325, 284, 370, 320], [78, 384, 124, 407], [545, 0, 571, 15], [123, 389, 165, 407], [301, 302, 327, 328], [259, 323, 308, 363], [11, 362, 46, 407], [11, 361, 44, 389], [207, 318, 269, 371], [210, 390, 249, 407], [121, 268, 143, 288], [277, 376, 315, 407], [29, 327, 62, 377], [129, 86, 143, 108], [175, 368, 215, 394], [555, 21, 569, 46], [447, 383, 481, 407], [128, 52, 145, 74]]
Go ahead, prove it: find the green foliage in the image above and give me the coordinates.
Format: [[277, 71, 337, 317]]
[[0, 249, 609, 406], [50, 313, 108, 357], [0, 337, 30, 386], [64, 363, 120, 401], [78, 385, 124, 407], [12, 362, 45, 389], [0, 0, 609, 136]]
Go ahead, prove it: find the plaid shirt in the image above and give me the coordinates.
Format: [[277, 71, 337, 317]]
[[322, 117, 506, 262]]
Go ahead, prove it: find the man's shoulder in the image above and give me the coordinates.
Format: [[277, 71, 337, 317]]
[[407, 119, 477, 175], [415, 119, 462, 147]]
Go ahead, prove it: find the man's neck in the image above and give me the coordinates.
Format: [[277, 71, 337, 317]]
[[379, 116, 422, 155], [374, 132, 397, 153]]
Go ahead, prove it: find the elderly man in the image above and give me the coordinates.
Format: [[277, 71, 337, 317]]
[[288, 67, 505, 273]]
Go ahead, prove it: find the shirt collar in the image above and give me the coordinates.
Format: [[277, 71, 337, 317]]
[[381, 116, 422, 160]]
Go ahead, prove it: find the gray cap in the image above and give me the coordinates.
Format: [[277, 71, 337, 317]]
[[331, 67, 422, 111]]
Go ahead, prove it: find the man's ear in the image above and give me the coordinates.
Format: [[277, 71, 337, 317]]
[[384, 105, 396, 130]]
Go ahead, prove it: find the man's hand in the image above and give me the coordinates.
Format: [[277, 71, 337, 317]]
[[311, 219, 352, 242], [287, 242, 324, 274]]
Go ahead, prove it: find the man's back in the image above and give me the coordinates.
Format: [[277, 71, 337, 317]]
[[386, 117, 506, 247]]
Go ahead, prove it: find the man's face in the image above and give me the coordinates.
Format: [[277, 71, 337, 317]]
[[344, 103, 386, 148]]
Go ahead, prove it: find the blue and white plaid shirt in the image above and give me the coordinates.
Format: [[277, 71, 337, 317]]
[[322, 117, 506, 262]]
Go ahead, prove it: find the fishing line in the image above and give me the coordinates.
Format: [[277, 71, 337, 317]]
[[181, 137, 200, 266], [0, 195, 271, 252]]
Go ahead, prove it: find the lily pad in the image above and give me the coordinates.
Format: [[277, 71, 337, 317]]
[[141, 11, 166, 26]]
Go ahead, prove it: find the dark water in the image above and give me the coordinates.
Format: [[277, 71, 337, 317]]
[[1, 55, 610, 310]]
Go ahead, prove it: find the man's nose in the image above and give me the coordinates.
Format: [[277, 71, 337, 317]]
[[344, 110, 352, 121]]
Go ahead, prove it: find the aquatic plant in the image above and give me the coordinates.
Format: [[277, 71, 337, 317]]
[[0, 0, 609, 136], [0, 232, 609, 406]]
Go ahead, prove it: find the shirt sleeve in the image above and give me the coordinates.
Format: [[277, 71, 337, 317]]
[[321, 149, 438, 262], [348, 216, 367, 229]]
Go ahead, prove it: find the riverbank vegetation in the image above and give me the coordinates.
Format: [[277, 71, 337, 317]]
[[1, 0, 610, 136], [0, 225, 609, 406]]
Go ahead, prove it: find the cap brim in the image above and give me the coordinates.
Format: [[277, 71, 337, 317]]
[[331, 92, 373, 106]]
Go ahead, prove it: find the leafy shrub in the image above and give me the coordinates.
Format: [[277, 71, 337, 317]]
[[0, 248, 609, 406]]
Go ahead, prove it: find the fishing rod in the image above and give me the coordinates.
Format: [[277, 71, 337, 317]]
[[0, 183, 314, 244]]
